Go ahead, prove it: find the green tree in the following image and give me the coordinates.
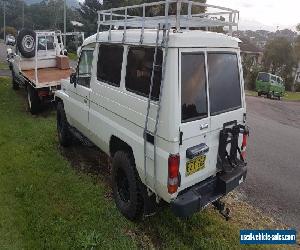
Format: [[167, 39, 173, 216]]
[[296, 23, 300, 32], [263, 37, 296, 90]]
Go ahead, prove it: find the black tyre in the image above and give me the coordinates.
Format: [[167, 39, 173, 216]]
[[26, 85, 41, 114], [17, 29, 36, 58], [11, 71, 19, 90], [57, 102, 72, 147], [112, 151, 143, 221], [258, 92, 261, 96]]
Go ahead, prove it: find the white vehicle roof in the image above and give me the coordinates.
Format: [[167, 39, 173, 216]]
[[82, 29, 240, 49]]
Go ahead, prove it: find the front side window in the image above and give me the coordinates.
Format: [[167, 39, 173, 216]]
[[257, 72, 270, 82], [125, 47, 163, 100], [208, 53, 241, 116], [77, 49, 94, 88], [181, 53, 208, 122], [97, 44, 124, 86]]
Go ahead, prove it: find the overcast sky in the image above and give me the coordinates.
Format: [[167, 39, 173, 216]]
[[208, 0, 300, 31]]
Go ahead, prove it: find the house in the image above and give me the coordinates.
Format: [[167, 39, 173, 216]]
[[238, 37, 263, 65]]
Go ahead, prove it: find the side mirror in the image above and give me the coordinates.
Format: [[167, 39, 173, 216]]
[[70, 72, 77, 87]]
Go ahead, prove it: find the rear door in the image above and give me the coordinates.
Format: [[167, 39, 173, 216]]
[[179, 49, 245, 190], [179, 49, 214, 189], [207, 51, 245, 175]]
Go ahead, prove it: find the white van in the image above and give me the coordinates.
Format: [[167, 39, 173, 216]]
[[55, 1, 248, 220]]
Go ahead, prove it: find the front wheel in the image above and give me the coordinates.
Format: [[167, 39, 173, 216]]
[[11, 71, 19, 90], [56, 102, 72, 147], [27, 86, 41, 114], [112, 151, 143, 221]]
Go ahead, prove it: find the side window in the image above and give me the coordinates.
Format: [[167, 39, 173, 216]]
[[97, 44, 124, 86], [208, 53, 241, 115], [77, 49, 94, 88], [181, 53, 208, 122], [125, 47, 163, 100]]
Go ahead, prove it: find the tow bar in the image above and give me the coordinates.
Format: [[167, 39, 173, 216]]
[[213, 200, 231, 221]]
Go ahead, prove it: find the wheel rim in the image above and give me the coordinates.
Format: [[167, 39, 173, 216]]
[[27, 90, 32, 109], [22, 35, 35, 52], [116, 168, 130, 203]]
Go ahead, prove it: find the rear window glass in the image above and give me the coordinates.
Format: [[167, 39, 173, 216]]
[[125, 47, 163, 100], [257, 73, 269, 82], [97, 44, 124, 86], [181, 53, 208, 122], [208, 53, 241, 116]]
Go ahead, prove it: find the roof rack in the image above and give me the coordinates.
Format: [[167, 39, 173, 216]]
[[97, 0, 239, 43]]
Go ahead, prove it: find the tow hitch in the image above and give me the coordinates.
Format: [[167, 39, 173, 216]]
[[213, 199, 231, 221]]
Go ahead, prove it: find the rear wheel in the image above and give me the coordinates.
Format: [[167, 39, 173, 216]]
[[27, 86, 41, 114], [17, 29, 36, 58], [57, 102, 72, 147], [112, 151, 143, 221]]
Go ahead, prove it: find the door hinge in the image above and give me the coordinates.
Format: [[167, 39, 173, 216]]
[[179, 131, 183, 145]]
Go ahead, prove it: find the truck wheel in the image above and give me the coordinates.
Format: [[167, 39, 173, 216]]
[[17, 29, 36, 58], [112, 151, 143, 221], [11, 71, 19, 90], [56, 102, 72, 147], [27, 86, 41, 114]]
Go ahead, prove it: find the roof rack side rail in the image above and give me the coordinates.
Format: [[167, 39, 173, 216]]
[[96, 0, 239, 41]]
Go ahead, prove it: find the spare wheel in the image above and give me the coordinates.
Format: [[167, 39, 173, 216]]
[[17, 29, 36, 58]]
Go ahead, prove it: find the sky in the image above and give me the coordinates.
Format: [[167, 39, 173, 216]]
[[208, 0, 300, 31]]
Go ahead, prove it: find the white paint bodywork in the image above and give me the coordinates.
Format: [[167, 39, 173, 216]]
[[56, 29, 246, 203]]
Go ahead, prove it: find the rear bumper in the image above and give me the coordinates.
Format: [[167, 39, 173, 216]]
[[170, 166, 247, 217]]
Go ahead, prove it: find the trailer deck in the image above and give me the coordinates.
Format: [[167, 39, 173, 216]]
[[22, 67, 71, 87]]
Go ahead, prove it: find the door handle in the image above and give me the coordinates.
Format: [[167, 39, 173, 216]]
[[200, 124, 209, 130]]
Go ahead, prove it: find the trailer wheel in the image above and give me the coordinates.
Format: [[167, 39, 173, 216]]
[[27, 86, 41, 114], [17, 29, 36, 58], [112, 151, 144, 221], [56, 102, 72, 147], [11, 71, 19, 90]]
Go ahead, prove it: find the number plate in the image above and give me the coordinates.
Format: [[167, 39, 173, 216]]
[[186, 155, 206, 176]]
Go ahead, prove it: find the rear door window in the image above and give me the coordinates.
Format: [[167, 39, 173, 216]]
[[181, 53, 208, 122], [208, 53, 241, 116]]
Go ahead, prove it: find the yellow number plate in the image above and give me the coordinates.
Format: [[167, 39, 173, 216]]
[[186, 155, 206, 176]]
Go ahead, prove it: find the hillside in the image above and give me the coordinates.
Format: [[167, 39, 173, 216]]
[[25, 0, 79, 7]]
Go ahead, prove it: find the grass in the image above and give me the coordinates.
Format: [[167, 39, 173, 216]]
[[0, 76, 296, 249], [0, 60, 9, 70], [68, 52, 78, 61], [245, 90, 300, 101]]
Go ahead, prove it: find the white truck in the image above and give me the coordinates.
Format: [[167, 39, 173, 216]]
[[8, 29, 71, 114], [55, 0, 249, 220]]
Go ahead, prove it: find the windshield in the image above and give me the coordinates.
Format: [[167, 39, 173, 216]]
[[257, 72, 270, 82]]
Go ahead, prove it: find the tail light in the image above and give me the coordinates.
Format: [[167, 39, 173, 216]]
[[38, 90, 49, 97], [168, 154, 180, 194], [241, 131, 248, 160]]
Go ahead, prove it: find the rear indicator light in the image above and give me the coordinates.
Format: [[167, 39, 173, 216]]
[[168, 154, 180, 194], [241, 131, 248, 160]]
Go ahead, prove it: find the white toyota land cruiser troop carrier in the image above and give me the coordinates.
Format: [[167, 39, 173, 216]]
[[55, 1, 249, 220]]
